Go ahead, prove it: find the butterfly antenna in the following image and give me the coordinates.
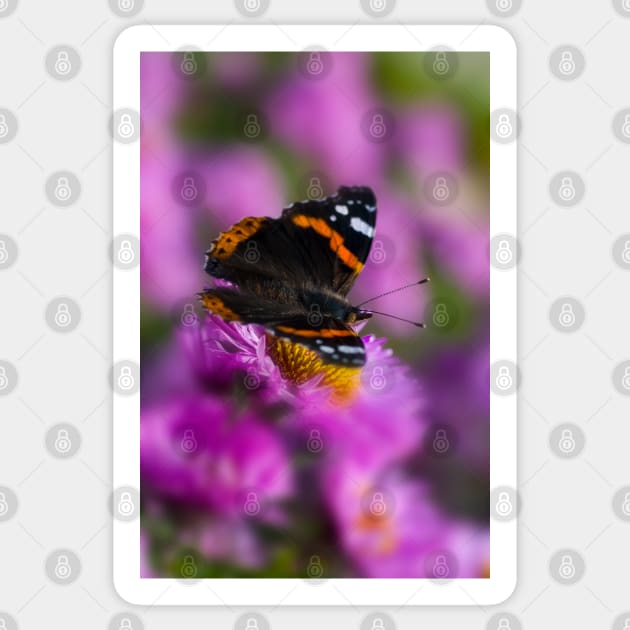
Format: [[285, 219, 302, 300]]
[[368, 310, 426, 328], [356, 277, 430, 308]]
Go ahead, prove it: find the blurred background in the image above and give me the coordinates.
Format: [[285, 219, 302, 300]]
[[140, 50, 490, 579]]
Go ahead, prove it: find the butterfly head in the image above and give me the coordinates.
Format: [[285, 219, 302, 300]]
[[344, 307, 373, 326]]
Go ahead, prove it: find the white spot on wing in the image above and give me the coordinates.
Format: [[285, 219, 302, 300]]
[[329, 214, 337, 221], [350, 216, 374, 237], [338, 345, 365, 354], [335, 204, 349, 215], [319, 345, 335, 353]]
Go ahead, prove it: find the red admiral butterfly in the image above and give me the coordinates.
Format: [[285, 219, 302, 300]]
[[200, 186, 408, 367]]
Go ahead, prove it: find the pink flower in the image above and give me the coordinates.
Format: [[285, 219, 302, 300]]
[[323, 470, 488, 578], [141, 396, 294, 523], [198, 146, 285, 228], [266, 52, 384, 183]]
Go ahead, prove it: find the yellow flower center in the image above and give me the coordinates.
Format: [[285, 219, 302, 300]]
[[266, 334, 361, 403]]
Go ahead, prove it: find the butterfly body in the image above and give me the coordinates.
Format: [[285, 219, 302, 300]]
[[200, 186, 377, 367]]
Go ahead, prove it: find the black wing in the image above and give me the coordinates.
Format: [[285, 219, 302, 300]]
[[204, 186, 376, 297], [199, 287, 367, 366]]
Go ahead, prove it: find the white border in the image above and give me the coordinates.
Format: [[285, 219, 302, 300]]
[[113, 24, 517, 606]]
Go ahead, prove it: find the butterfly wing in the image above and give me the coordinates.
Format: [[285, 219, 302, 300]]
[[271, 315, 367, 367], [199, 288, 367, 366], [205, 186, 376, 297], [281, 185, 377, 296]]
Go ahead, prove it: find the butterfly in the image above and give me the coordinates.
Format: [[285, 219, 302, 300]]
[[199, 186, 378, 367]]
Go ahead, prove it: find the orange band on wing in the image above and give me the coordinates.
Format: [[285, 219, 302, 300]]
[[275, 325, 356, 338], [199, 292, 241, 322], [291, 214, 363, 273], [207, 216, 267, 260]]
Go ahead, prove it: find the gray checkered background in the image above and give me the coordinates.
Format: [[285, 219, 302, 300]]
[[1, 0, 629, 628]]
